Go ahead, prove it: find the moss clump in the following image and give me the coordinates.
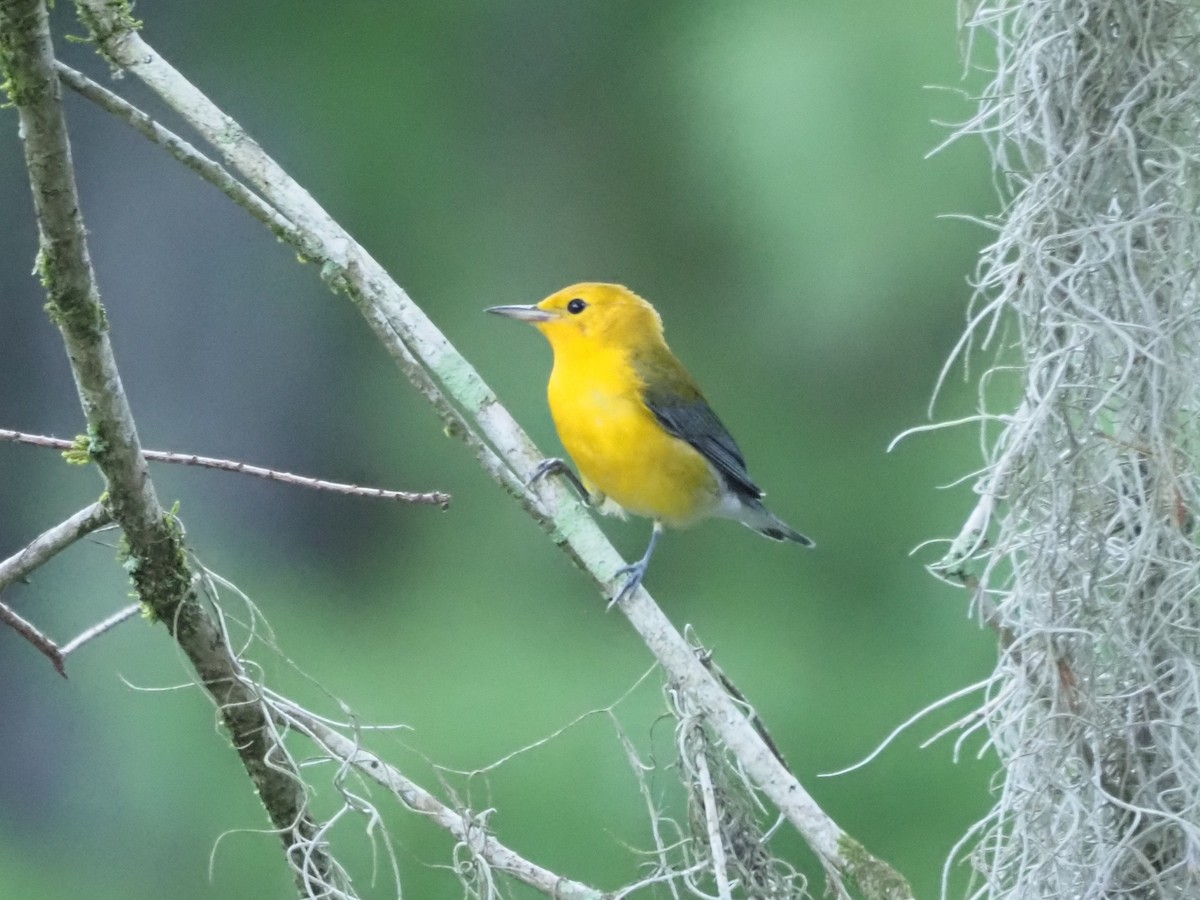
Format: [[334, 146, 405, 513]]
[[838, 834, 913, 900], [62, 427, 110, 465], [74, 0, 142, 67]]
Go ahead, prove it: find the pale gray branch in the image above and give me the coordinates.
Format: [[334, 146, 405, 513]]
[[0, 500, 112, 677], [59, 601, 141, 656], [0, 501, 111, 593], [52, 61, 303, 249]]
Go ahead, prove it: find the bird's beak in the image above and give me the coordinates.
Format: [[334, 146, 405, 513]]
[[485, 304, 556, 322]]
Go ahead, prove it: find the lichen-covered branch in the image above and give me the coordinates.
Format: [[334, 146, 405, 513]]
[[0, 1, 350, 895]]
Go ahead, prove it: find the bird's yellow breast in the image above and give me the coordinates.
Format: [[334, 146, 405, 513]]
[[546, 345, 720, 527]]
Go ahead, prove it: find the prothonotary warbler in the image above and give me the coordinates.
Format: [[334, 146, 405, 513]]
[[487, 283, 813, 605]]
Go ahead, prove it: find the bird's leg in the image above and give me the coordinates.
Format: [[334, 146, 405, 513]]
[[528, 457, 590, 503], [610, 521, 663, 608]]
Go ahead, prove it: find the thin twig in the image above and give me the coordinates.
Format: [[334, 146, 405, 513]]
[[0, 430, 449, 507], [0, 599, 65, 676], [53, 62, 305, 250], [60, 602, 141, 656], [0, 500, 113, 676], [0, 598, 142, 677], [0, 501, 112, 592], [692, 739, 734, 900]]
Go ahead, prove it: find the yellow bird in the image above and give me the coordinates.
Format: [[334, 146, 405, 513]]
[[488, 283, 813, 604]]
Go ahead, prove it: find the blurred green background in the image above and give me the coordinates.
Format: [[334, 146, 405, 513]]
[[1, 2, 1000, 897]]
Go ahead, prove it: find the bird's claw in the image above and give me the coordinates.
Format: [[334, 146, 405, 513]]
[[608, 559, 648, 610], [528, 457, 590, 502], [528, 457, 566, 485]]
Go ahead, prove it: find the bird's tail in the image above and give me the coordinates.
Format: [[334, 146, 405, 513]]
[[738, 498, 815, 547]]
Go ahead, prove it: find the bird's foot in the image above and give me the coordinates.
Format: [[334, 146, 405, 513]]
[[608, 558, 649, 610], [528, 457, 589, 502], [607, 522, 663, 610]]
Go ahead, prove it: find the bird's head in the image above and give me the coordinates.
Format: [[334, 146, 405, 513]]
[[487, 283, 665, 353]]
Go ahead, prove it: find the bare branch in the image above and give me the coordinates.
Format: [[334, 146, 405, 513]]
[[0, 596, 139, 677], [0, 502, 139, 675], [62, 3, 914, 894], [147, 451, 450, 506], [0, 500, 113, 676], [1, 429, 449, 506], [0, 599, 66, 676], [60, 601, 141, 656], [0, 501, 111, 592], [52, 62, 303, 249], [0, 2, 350, 894]]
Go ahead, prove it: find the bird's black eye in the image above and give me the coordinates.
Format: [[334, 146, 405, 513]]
[[567, 298, 587, 314]]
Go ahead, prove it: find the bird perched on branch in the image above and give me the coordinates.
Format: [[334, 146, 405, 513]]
[[487, 283, 813, 605]]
